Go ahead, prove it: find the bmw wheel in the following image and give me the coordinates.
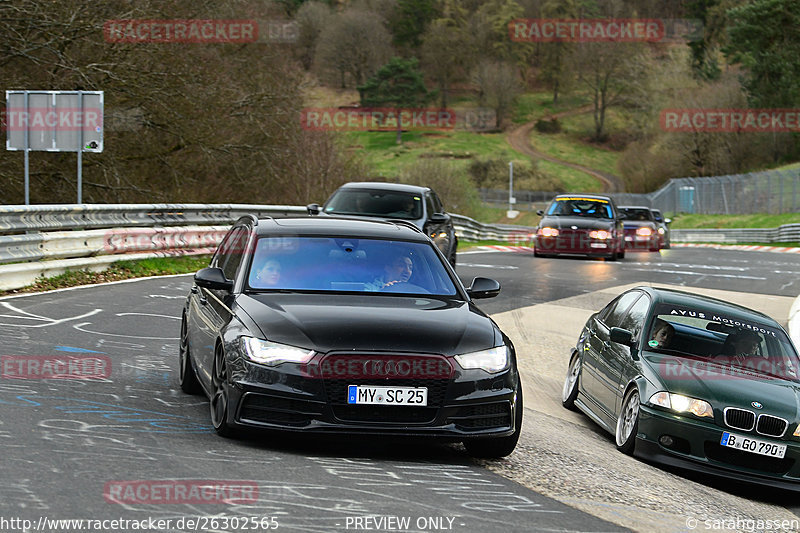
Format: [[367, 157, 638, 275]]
[[615, 388, 640, 455], [562, 353, 581, 410]]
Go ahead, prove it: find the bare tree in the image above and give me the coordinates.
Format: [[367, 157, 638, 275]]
[[314, 9, 393, 88], [0, 0, 359, 204], [295, 1, 333, 71], [420, 19, 469, 108], [471, 59, 522, 127], [573, 42, 649, 142]]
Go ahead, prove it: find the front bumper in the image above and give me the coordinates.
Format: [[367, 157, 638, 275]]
[[623, 231, 659, 251], [635, 404, 800, 490], [534, 234, 615, 256], [222, 358, 518, 439]]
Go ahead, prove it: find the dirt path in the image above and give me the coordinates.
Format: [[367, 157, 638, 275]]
[[507, 105, 626, 193]]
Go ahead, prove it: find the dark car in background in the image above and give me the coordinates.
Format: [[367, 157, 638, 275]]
[[618, 206, 660, 252], [650, 208, 671, 249], [180, 216, 521, 458], [307, 182, 458, 267], [533, 193, 625, 260], [563, 286, 800, 491]]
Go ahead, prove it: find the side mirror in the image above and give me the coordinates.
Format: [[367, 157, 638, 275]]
[[610, 327, 636, 357], [467, 277, 501, 299], [307, 203, 321, 215], [536, 209, 544, 216], [610, 327, 634, 345], [429, 212, 450, 224], [664, 218, 672, 225], [194, 267, 233, 291]]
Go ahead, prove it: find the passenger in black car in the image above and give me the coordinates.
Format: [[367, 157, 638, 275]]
[[649, 319, 675, 349]]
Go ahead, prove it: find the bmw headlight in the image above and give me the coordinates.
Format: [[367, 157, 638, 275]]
[[455, 346, 509, 373], [241, 337, 315, 366], [649, 391, 713, 418]]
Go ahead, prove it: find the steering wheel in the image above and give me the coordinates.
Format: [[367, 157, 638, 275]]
[[378, 281, 429, 293]]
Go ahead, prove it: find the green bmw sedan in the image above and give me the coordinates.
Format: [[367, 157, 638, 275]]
[[563, 286, 800, 491]]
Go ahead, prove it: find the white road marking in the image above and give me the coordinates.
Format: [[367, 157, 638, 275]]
[[626, 267, 766, 280], [0, 303, 102, 328], [458, 263, 519, 270]]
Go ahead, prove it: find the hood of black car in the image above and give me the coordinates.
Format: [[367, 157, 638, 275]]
[[539, 215, 615, 230], [236, 293, 499, 355]]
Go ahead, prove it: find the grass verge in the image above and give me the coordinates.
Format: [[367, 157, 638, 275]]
[[0, 255, 212, 297]]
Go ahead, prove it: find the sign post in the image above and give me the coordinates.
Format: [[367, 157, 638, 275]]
[[6, 90, 103, 204]]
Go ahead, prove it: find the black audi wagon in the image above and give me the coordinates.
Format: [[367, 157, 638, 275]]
[[179, 216, 521, 457]]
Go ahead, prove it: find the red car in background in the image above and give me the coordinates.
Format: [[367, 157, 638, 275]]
[[534, 194, 625, 260], [618, 206, 661, 252]]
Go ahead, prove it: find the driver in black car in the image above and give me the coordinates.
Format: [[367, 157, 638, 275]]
[[365, 253, 413, 290]]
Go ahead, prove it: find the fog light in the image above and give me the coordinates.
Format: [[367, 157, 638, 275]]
[[659, 435, 674, 447]]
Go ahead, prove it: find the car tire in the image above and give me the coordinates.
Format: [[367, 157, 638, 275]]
[[179, 315, 202, 395], [210, 345, 237, 438], [463, 384, 523, 459], [562, 352, 581, 410], [616, 248, 625, 260], [615, 387, 640, 455]]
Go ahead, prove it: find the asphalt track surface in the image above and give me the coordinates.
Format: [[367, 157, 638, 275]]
[[2, 246, 800, 532]]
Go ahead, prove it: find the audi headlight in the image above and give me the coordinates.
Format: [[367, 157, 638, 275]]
[[589, 230, 611, 239], [241, 337, 315, 366], [649, 392, 713, 418], [538, 227, 559, 237], [455, 346, 509, 373]]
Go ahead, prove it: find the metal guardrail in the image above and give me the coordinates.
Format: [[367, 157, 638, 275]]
[[0, 205, 533, 291], [671, 224, 800, 244], [0, 203, 796, 291], [451, 214, 535, 242], [0, 204, 306, 233]]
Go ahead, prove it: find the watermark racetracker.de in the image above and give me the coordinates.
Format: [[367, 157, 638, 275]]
[[103, 19, 298, 44], [1, 355, 111, 380], [509, 18, 703, 43], [103, 479, 259, 504], [301, 108, 457, 132], [661, 108, 800, 133]]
